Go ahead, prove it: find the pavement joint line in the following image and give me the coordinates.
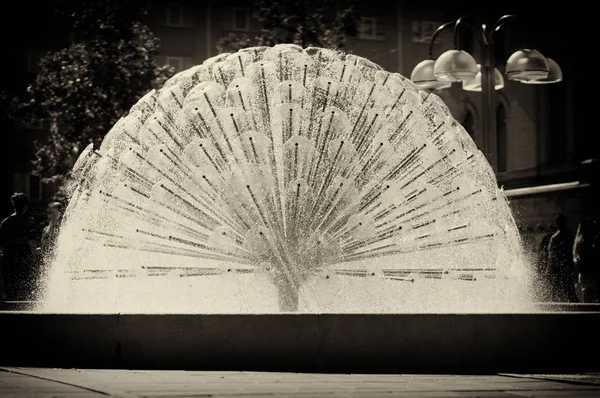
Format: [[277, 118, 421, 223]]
[[499, 373, 600, 387], [0, 367, 126, 397]]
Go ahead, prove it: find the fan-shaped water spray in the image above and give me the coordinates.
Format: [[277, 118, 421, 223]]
[[40, 44, 534, 313]]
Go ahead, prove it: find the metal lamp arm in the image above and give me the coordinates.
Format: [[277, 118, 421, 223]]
[[489, 14, 517, 44], [454, 15, 487, 48], [427, 21, 456, 59]]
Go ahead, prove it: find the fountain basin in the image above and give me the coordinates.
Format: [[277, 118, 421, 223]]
[[1, 311, 599, 373]]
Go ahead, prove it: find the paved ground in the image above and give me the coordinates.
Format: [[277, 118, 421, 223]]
[[1, 368, 600, 398]]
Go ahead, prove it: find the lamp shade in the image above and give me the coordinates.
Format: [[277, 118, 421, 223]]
[[433, 50, 478, 82], [410, 59, 452, 90], [462, 64, 505, 91], [521, 58, 562, 84], [505, 49, 549, 82]]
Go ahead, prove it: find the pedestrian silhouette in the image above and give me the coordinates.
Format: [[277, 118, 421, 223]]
[[538, 226, 554, 266], [573, 218, 600, 303], [545, 214, 577, 302], [40, 202, 62, 259], [0, 193, 37, 300], [535, 229, 555, 300]]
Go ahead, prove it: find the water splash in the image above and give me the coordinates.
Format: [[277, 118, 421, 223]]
[[39, 44, 535, 313]]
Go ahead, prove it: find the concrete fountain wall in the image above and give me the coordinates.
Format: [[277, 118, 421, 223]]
[[2, 311, 600, 373]]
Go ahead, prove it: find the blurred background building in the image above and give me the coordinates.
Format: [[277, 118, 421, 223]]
[[1, 0, 595, 258]]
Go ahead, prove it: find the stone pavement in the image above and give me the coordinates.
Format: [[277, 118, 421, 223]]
[[1, 367, 600, 398]]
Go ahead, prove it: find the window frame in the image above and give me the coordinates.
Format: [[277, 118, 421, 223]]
[[166, 56, 185, 73], [411, 20, 441, 44], [23, 119, 45, 130], [29, 174, 42, 201], [358, 16, 385, 41], [166, 2, 184, 27], [496, 103, 509, 172], [26, 49, 45, 74], [232, 8, 250, 31], [461, 111, 475, 138], [12, 171, 43, 202]]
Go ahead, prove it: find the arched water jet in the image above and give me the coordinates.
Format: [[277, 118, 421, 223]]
[[39, 44, 535, 313]]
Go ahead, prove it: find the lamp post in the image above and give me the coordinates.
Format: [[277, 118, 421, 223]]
[[410, 15, 562, 172], [479, 16, 508, 172]]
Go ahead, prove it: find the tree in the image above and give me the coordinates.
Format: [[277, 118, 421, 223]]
[[17, 0, 173, 202], [216, 0, 358, 54]]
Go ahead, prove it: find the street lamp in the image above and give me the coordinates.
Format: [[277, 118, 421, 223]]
[[410, 15, 562, 171], [521, 58, 563, 84], [504, 48, 550, 81], [462, 64, 505, 91], [409, 21, 455, 90]]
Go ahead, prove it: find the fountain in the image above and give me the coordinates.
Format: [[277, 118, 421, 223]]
[[39, 44, 532, 313], [2, 44, 599, 373]]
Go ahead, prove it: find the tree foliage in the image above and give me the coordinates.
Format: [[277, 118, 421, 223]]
[[216, 0, 358, 54], [17, 0, 173, 198]]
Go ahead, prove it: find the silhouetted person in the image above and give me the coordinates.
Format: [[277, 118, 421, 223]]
[[573, 218, 600, 303], [533, 229, 555, 300], [0, 193, 37, 300], [545, 214, 577, 302], [40, 202, 62, 258], [0, 257, 5, 301], [538, 230, 554, 274]]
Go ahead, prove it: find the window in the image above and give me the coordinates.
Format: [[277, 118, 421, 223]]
[[30, 174, 42, 200], [158, 56, 195, 73], [24, 119, 44, 130], [497, 104, 508, 172], [166, 57, 184, 73], [233, 8, 249, 31], [26, 49, 46, 74], [17, 118, 45, 130], [359, 17, 385, 40], [548, 82, 568, 164], [412, 21, 440, 44], [13, 172, 43, 201], [166, 3, 183, 27], [461, 111, 475, 138]]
